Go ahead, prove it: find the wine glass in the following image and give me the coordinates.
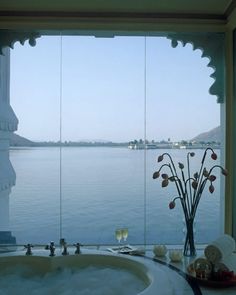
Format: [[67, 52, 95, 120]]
[[121, 228, 128, 243], [115, 229, 122, 248]]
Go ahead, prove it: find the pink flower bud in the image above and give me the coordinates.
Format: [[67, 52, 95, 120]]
[[153, 171, 160, 179], [161, 173, 168, 179], [209, 184, 215, 193], [178, 162, 184, 169], [192, 181, 198, 190], [169, 176, 175, 182], [208, 175, 216, 182], [211, 153, 217, 160], [169, 201, 175, 209], [203, 168, 209, 177], [157, 155, 164, 162], [190, 152, 195, 157], [162, 179, 169, 188], [222, 169, 228, 176]]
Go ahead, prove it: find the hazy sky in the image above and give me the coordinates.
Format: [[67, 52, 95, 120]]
[[10, 36, 220, 142]]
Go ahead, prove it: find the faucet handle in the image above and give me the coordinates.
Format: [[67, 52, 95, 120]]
[[24, 243, 34, 255], [73, 243, 81, 254], [45, 241, 56, 256], [45, 241, 54, 249]]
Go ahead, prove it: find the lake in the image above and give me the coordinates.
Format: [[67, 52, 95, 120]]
[[9, 147, 222, 246]]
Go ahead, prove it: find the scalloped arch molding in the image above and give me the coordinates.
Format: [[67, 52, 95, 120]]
[[0, 30, 40, 55], [167, 33, 225, 103], [0, 30, 225, 103]]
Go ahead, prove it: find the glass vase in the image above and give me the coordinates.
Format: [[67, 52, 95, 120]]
[[183, 218, 196, 256]]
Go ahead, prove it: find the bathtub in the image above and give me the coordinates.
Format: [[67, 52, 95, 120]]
[[0, 250, 174, 295]]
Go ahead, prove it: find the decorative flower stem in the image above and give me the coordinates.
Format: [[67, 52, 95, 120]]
[[153, 148, 227, 257]]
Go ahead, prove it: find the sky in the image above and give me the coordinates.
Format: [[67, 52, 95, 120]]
[[10, 36, 220, 143]]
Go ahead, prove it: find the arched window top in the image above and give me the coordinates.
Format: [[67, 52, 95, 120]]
[[166, 33, 225, 103], [0, 30, 225, 103], [0, 30, 40, 55]]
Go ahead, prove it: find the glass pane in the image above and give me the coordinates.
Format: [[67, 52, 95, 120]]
[[8, 35, 222, 247], [61, 36, 145, 245], [10, 37, 61, 244], [146, 37, 221, 245]]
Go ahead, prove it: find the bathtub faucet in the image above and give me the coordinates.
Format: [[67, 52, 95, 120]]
[[24, 243, 34, 255], [45, 241, 56, 256], [60, 238, 69, 256]]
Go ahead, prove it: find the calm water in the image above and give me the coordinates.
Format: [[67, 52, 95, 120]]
[[9, 147, 222, 245]]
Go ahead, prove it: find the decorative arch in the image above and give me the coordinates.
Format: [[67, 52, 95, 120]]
[[0, 30, 225, 103], [166, 33, 225, 103], [0, 30, 41, 55]]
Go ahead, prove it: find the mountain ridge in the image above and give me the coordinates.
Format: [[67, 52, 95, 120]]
[[191, 126, 220, 143], [10, 133, 35, 146]]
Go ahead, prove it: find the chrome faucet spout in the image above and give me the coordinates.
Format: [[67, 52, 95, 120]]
[[74, 243, 81, 254], [60, 238, 69, 256]]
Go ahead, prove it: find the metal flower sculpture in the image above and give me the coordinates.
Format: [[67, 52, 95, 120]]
[[153, 148, 227, 256]]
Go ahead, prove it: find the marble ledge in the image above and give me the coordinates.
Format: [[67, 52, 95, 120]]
[[0, 245, 236, 295], [145, 249, 236, 295]]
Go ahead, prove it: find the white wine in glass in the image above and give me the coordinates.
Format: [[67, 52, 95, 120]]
[[122, 228, 128, 242], [115, 229, 122, 247]]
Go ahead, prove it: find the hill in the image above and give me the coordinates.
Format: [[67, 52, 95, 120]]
[[10, 133, 35, 147], [191, 126, 221, 143]]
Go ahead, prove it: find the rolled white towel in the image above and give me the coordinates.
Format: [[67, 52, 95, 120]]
[[204, 234, 236, 264], [213, 253, 236, 273]]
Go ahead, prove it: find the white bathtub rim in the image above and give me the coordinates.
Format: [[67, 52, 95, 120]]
[[0, 249, 174, 295]]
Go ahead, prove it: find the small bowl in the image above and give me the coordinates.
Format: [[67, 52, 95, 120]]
[[153, 245, 167, 257], [168, 249, 183, 262]]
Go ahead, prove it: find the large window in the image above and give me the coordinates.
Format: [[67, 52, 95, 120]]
[[9, 36, 221, 246]]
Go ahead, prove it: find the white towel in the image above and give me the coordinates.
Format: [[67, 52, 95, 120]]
[[128, 247, 145, 256], [107, 246, 145, 256], [215, 253, 236, 272], [204, 234, 236, 264]]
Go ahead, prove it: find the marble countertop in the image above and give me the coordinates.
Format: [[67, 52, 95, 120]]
[[144, 248, 236, 295]]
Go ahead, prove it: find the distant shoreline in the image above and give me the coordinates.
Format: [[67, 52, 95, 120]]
[[10, 144, 220, 149], [10, 127, 221, 149]]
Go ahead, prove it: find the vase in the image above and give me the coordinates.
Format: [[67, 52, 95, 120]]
[[183, 218, 196, 256]]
